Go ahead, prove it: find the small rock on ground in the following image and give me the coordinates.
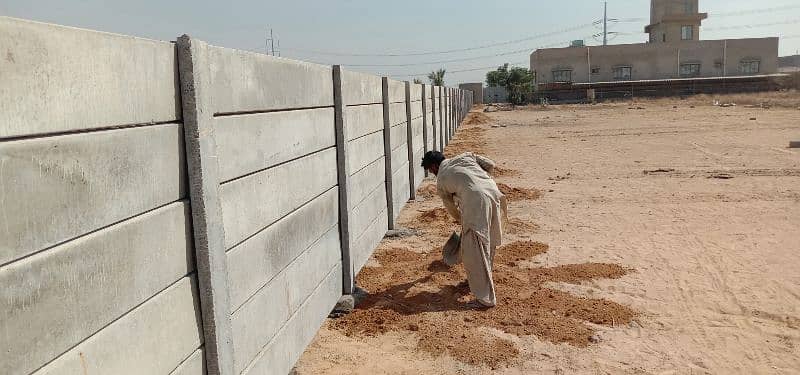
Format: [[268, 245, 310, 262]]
[[384, 228, 419, 238]]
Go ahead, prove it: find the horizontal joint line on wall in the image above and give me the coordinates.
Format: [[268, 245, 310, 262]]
[[0, 199, 188, 270], [345, 102, 383, 108], [25, 272, 195, 375], [347, 128, 384, 143], [218, 146, 337, 186], [0, 120, 181, 143], [213, 105, 334, 118], [224, 185, 339, 254], [228, 220, 339, 315]]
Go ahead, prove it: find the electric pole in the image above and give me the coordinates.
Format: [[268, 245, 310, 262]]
[[266, 28, 279, 56], [603, 2, 608, 46]]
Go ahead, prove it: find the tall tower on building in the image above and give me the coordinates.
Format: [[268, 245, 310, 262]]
[[645, 0, 707, 43]]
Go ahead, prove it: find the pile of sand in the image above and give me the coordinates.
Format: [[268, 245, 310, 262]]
[[497, 183, 541, 201], [444, 128, 487, 157], [331, 241, 635, 367], [491, 166, 520, 177], [412, 208, 459, 237], [416, 184, 438, 198], [463, 112, 493, 126]]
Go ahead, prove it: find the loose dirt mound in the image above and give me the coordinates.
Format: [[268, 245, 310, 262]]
[[494, 240, 548, 264], [492, 166, 520, 177], [445, 127, 487, 157], [416, 184, 438, 198], [412, 208, 459, 237], [497, 183, 541, 201], [332, 242, 635, 367], [505, 218, 539, 235], [463, 112, 493, 126]]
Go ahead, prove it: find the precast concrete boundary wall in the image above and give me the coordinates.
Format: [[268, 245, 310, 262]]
[[0, 17, 204, 375], [0, 17, 473, 375]]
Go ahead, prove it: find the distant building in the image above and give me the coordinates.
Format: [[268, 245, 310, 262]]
[[530, 0, 779, 86], [483, 86, 509, 104], [779, 55, 800, 73], [458, 83, 484, 104]]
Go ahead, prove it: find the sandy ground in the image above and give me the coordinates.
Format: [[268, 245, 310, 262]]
[[296, 97, 800, 374]]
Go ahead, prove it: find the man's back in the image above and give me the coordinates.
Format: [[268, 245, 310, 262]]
[[437, 152, 501, 201]]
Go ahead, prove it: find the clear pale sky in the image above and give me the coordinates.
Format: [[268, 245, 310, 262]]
[[1, 0, 798, 85]]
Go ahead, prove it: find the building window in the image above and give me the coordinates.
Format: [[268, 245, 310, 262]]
[[681, 26, 693, 40], [663, 34, 666, 42], [552, 70, 572, 82], [612, 66, 632, 80], [740, 60, 760, 74], [680, 63, 701, 77], [591, 67, 600, 75], [714, 60, 724, 75]]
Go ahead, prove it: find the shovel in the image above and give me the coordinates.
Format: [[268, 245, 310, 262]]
[[442, 231, 461, 266]]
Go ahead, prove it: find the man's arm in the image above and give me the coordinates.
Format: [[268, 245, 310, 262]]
[[474, 154, 496, 174], [438, 184, 462, 223]]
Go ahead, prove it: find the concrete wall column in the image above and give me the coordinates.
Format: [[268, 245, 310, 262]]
[[438, 86, 444, 151], [332, 66, 355, 295], [421, 84, 429, 176], [176, 35, 235, 375], [431, 85, 438, 152], [381, 77, 396, 230], [404, 81, 416, 200]]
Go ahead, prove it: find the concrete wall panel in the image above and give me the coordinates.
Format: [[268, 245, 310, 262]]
[[220, 148, 337, 249], [240, 264, 341, 375], [390, 142, 409, 174], [410, 100, 423, 120], [1, 202, 193, 375], [33, 276, 202, 375], [0, 124, 186, 265], [341, 70, 382, 105], [0, 17, 180, 138], [215, 108, 335, 182], [226, 188, 339, 310], [391, 165, 410, 215], [388, 102, 407, 126], [409, 84, 423, 103], [413, 147, 425, 187], [230, 227, 340, 373], [346, 131, 384, 174], [208, 45, 333, 113], [387, 79, 406, 103], [411, 117, 424, 142], [349, 184, 388, 240], [344, 104, 383, 141], [351, 211, 388, 273], [349, 157, 385, 207], [390, 123, 408, 151], [169, 348, 205, 375]]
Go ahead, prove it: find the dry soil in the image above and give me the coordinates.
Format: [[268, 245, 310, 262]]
[[296, 96, 800, 374]]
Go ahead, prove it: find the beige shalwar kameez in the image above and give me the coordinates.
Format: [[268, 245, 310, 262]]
[[436, 152, 507, 306]]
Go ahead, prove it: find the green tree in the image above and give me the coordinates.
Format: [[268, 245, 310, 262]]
[[485, 63, 509, 87], [413, 78, 423, 84], [486, 64, 534, 104], [427, 68, 446, 86]]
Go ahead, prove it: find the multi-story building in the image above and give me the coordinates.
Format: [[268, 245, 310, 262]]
[[530, 0, 779, 86]]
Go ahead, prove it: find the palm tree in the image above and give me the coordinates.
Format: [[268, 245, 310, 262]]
[[427, 68, 446, 86]]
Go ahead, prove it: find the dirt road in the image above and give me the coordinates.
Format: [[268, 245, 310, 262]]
[[296, 98, 800, 374]]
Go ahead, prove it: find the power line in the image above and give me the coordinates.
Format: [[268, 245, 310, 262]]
[[704, 19, 800, 32], [711, 4, 800, 17], [283, 4, 797, 61], [389, 61, 529, 78], [283, 22, 597, 57], [337, 37, 588, 67]]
